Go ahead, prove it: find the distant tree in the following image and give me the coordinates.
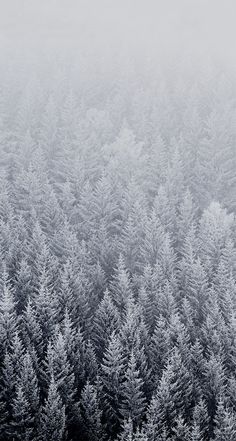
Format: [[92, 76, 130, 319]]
[[199, 202, 234, 278]]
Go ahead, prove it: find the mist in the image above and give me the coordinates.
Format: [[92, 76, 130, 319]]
[[0, 2, 236, 441], [1, 1, 236, 67]]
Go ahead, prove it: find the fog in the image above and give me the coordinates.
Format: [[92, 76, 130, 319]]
[[1, 0, 236, 70], [1, 3, 236, 441]]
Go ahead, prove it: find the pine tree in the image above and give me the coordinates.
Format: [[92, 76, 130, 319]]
[[150, 315, 170, 382], [144, 388, 172, 440], [73, 268, 92, 335], [110, 254, 133, 310], [90, 173, 120, 237], [0, 351, 15, 439], [214, 398, 236, 441], [141, 209, 165, 267], [62, 312, 86, 391], [138, 284, 157, 333], [84, 340, 98, 382], [0, 269, 18, 354], [159, 233, 177, 283], [192, 398, 209, 441], [40, 185, 63, 239], [176, 189, 196, 250], [203, 353, 226, 425], [186, 257, 209, 324], [43, 333, 75, 418], [19, 351, 40, 420], [14, 258, 32, 313], [199, 202, 234, 278], [34, 275, 57, 343], [119, 207, 144, 275], [39, 375, 66, 441], [40, 95, 59, 176], [8, 332, 25, 378], [22, 299, 43, 357], [80, 381, 104, 441], [159, 348, 193, 425], [101, 332, 125, 432], [120, 351, 146, 427], [116, 417, 134, 441], [119, 296, 149, 357], [153, 184, 176, 234], [10, 386, 34, 441], [171, 415, 191, 441], [191, 421, 203, 441], [190, 341, 205, 401], [92, 289, 120, 358]]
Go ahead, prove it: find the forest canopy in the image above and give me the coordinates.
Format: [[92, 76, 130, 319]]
[[0, 1, 236, 440]]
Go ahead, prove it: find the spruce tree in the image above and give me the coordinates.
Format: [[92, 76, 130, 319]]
[[39, 375, 66, 441], [214, 398, 236, 441], [120, 351, 146, 427], [10, 386, 34, 441], [101, 332, 125, 432], [92, 289, 120, 358], [80, 381, 104, 441], [0, 269, 18, 354]]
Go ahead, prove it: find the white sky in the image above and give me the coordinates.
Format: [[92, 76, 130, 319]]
[[0, 0, 235, 69]]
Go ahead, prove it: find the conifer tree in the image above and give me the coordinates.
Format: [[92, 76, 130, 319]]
[[19, 351, 40, 420], [14, 258, 32, 313], [140, 209, 165, 267], [110, 254, 133, 310], [39, 375, 66, 441], [0, 269, 18, 353], [43, 333, 75, 420], [150, 315, 170, 382], [176, 189, 196, 250], [119, 210, 144, 275], [116, 417, 134, 441], [84, 339, 99, 383], [10, 386, 34, 441], [120, 351, 146, 427], [171, 415, 191, 441], [214, 398, 236, 441], [80, 381, 104, 441], [92, 289, 120, 358], [22, 299, 43, 357], [101, 332, 125, 431], [192, 398, 209, 441]]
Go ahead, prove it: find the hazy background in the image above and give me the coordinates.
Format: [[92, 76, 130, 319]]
[[0, 0, 236, 70]]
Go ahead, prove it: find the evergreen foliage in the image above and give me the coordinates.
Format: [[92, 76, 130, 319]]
[[0, 48, 235, 441]]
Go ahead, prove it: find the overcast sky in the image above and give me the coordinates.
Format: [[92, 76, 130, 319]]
[[0, 0, 235, 70]]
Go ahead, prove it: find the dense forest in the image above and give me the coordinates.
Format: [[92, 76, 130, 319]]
[[0, 51, 236, 441]]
